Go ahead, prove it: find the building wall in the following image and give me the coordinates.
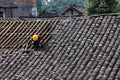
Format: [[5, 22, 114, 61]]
[[63, 10, 72, 16], [73, 9, 82, 16], [12, 2, 34, 17], [60, 9, 83, 17], [4, 8, 13, 18]]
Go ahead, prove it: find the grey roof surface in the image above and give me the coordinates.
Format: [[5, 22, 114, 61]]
[[0, 0, 17, 8], [0, 19, 60, 49], [0, 13, 120, 80]]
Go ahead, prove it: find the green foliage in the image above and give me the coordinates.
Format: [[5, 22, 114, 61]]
[[37, 0, 87, 17], [87, 0, 119, 15], [116, 0, 120, 11]]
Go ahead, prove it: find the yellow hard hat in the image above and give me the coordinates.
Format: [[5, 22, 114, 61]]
[[32, 35, 39, 41]]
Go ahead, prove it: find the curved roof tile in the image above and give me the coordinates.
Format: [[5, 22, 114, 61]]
[[0, 13, 120, 79]]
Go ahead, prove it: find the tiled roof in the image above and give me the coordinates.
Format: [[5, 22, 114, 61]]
[[0, 13, 120, 80], [0, 18, 23, 22], [21, 17, 79, 21], [0, 20, 60, 50], [0, 0, 17, 8], [59, 5, 84, 16]]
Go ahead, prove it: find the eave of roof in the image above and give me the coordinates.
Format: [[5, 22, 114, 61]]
[[0, 0, 18, 8]]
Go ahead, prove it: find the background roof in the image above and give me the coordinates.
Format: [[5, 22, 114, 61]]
[[0, 0, 17, 8]]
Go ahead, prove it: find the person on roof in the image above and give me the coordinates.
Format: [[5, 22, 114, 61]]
[[31, 34, 40, 50]]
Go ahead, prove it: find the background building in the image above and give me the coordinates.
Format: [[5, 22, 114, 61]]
[[59, 5, 84, 17], [0, 0, 36, 18], [0, 0, 17, 18]]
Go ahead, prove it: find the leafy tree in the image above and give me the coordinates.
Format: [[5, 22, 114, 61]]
[[87, 0, 119, 15], [37, 0, 87, 17], [116, 0, 120, 12]]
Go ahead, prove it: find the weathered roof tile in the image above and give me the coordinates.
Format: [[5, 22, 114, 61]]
[[0, 14, 120, 79]]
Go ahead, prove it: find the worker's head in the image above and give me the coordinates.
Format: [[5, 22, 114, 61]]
[[32, 34, 39, 41]]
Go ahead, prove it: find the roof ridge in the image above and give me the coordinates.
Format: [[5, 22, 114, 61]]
[[89, 13, 120, 18]]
